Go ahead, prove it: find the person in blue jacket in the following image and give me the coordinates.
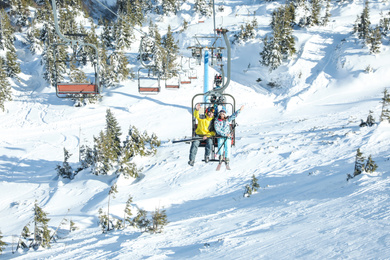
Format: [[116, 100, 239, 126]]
[[214, 105, 244, 166]]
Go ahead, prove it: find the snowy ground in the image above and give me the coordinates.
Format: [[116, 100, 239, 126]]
[[1, 0, 390, 259]]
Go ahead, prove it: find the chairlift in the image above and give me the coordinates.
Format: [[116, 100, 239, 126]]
[[138, 67, 160, 94], [188, 69, 198, 80], [53, 41, 100, 98], [51, 0, 101, 98], [180, 70, 191, 85], [165, 71, 180, 89], [191, 93, 236, 162]]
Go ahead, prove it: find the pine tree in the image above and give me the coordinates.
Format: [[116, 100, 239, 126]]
[[56, 148, 74, 179], [250, 174, 260, 193], [150, 207, 168, 233], [162, 25, 179, 76], [106, 183, 118, 232], [322, 0, 331, 26], [119, 125, 160, 178], [261, 3, 295, 71], [311, 0, 321, 26], [348, 148, 366, 180], [133, 209, 150, 232], [110, 50, 130, 82], [367, 25, 381, 54], [0, 58, 12, 112], [194, 0, 212, 17], [366, 110, 375, 126], [365, 155, 378, 173], [162, 0, 178, 15], [0, 231, 6, 254], [354, 0, 371, 42], [32, 200, 51, 248], [124, 195, 133, 227], [380, 88, 390, 122], [70, 219, 78, 232]]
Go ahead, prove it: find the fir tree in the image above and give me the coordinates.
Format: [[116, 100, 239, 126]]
[[366, 110, 375, 126], [194, 0, 212, 17], [70, 219, 78, 232], [322, 0, 331, 26], [354, 0, 371, 42], [311, 0, 321, 26], [133, 209, 150, 232], [150, 207, 168, 233], [367, 25, 382, 54], [380, 88, 390, 122], [0, 58, 12, 112], [124, 195, 134, 227], [110, 50, 130, 82], [106, 183, 118, 232], [365, 155, 378, 173], [348, 148, 366, 180], [56, 148, 74, 179], [32, 200, 51, 248], [261, 3, 295, 71], [0, 231, 6, 254]]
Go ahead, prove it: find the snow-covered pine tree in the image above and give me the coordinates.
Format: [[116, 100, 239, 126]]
[[379, 11, 390, 37], [92, 130, 113, 175], [322, 0, 331, 26], [162, 0, 178, 15], [366, 110, 375, 126], [0, 231, 6, 254], [260, 35, 283, 71], [354, 0, 371, 42], [101, 20, 115, 49], [150, 207, 168, 233], [56, 148, 74, 179], [110, 50, 130, 82], [194, 0, 212, 17], [311, 0, 321, 26], [124, 195, 133, 228], [380, 88, 390, 122], [367, 25, 382, 54], [133, 209, 150, 232], [106, 183, 118, 232], [347, 148, 366, 180], [250, 174, 260, 193], [261, 3, 295, 71], [162, 25, 179, 76], [115, 12, 135, 50], [9, 0, 30, 28], [365, 155, 378, 173], [32, 200, 51, 248], [0, 58, 12, 112]]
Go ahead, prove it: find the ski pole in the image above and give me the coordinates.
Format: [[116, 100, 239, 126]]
[[215, 136, 228, 155]]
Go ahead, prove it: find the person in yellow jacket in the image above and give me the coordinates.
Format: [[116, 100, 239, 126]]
[[188, 103, 216, 166]]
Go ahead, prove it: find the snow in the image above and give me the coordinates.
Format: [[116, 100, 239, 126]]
[[1, 0, 390, 259]]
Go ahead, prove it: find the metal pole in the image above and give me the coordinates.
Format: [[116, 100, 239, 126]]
[[204, 48, 209, 102]]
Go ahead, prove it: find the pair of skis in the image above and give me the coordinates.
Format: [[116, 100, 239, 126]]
[[216, 160, 231, 171]]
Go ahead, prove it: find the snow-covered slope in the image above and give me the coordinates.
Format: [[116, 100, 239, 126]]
[[1, 0, 390, 259]]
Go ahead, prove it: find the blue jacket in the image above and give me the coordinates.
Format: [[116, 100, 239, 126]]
[[214, 110, 240, 137]]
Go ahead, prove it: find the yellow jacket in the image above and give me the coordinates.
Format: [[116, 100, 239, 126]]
[[194, 109, 216, 136]]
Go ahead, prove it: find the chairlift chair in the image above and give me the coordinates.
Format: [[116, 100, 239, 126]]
[[138, 67, 161, 94], [53, 41, 100, 98], [165, 71, 180, 89], [191, 93, 236, 162]]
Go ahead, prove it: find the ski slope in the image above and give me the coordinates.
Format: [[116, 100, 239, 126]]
[[1, 0, 390, 259]]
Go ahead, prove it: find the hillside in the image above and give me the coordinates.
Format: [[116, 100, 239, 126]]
[[1, 0, 390, 259]]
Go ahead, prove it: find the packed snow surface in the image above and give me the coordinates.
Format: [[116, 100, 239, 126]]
[[1, 0, 390, 259]]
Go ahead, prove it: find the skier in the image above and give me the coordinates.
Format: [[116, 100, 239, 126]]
[[214, 105, 244, 169], [188, 104, 216, 166]]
